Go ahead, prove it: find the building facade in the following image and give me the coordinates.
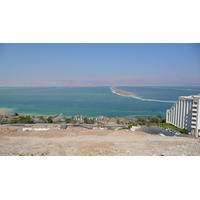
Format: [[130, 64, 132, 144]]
[[166, 94, 200, 137]]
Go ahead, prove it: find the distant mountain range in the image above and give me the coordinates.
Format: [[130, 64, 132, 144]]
[[1, 74, 200, 86]]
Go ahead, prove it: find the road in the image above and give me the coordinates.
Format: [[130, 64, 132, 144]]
[[71, 124, 126, 130]]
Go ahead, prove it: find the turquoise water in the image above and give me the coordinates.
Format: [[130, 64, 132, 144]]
[[0, 86, 200, 118], [0, 86, 54, 92]]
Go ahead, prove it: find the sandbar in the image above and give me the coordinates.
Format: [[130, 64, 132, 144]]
[[110, 87, 132, 97]]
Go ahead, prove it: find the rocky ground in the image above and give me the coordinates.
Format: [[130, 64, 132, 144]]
[[146, 142, 200, 156], [0, 127, 199, 156]]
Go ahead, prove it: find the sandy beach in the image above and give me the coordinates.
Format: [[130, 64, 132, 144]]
[[0, 109, 8, 115]]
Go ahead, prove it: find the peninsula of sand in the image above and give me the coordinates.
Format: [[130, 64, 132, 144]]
[[110, 87, 176, 103], [110, 87, 133, 97]]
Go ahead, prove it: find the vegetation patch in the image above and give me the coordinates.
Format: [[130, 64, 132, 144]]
[[136, 115, 166, 125], [159, 123, 189, 134], [11, 116, 34, 124]]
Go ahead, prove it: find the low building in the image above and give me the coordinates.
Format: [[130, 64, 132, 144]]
[[130, 125, 141, 131], [74, 115, 83, 121], [166, 94, 200, 137], [74, 115, 84, 123]]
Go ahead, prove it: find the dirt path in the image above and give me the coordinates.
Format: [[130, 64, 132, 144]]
[[0, 127, 199, 156]]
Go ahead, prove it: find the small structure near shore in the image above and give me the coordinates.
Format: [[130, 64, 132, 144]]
[[23, 127, 50, 131], [130, 125, 141, 131]]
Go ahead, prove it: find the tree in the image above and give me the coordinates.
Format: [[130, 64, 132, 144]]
[[84, 117, 88, 124], [153, 116, 159, 123], [161, 117, 166, 123], [65, 118, 71, 123], [137, 117, 147, 125], [47, 117, 53, 123], [12, 116, 34, 124], [116, 119, 120, 124], [157, 115, 162, 119], [128, 122, 138, 129], [11, 118, 18, 124], [39, 116, 46, 123], [84, 117, 94, 124], [147, 115, 154, 124]]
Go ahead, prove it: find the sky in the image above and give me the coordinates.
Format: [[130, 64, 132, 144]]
[[0, 43, 200, 86]]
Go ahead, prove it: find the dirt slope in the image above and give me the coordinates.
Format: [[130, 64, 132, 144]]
[[0, 127, 199, 156]]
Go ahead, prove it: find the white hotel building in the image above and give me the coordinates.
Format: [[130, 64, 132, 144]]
[[166, 94, 200, 137]]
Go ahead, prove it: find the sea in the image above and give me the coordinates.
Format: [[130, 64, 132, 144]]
[[0, 86, 200, 118]]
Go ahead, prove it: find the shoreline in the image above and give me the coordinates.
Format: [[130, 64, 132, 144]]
[[1, 109, 138, 123], [0, 109, 9, 115], [0, 107, 62, 118], [1, 107, 138, 119]]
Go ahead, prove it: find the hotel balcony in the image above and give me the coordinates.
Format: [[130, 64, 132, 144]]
[[191, 125, 196, 129], [192, 113, 197, 116], [192, 117, 196, 121], [192, 121, 196, 125], [193, 104, 197, 108], [192, 108, 197, 112]]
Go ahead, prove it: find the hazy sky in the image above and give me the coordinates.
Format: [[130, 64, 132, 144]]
[[0, 43, 200, 86]]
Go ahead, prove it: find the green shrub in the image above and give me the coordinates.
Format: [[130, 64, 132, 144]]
[[11, 116, 34, 124], [127, 122, 138, 129], [180, 128, 189, 134], [122, 127, 128, 129], [84, 117, 94, 124], [47, 117, 53, 123], [39, 116, 46, 122], [65, 118, 71, 123]]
